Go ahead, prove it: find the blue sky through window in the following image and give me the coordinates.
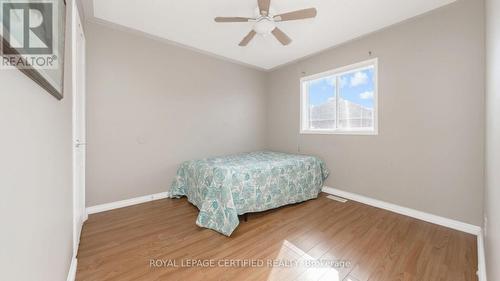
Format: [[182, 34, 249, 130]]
[[307, 77, 335, 106], [339, 67, 375, 108], [308, 67, 375, 108]]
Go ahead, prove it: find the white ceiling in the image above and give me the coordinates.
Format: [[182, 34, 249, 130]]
[[84, 0, 456, 70]]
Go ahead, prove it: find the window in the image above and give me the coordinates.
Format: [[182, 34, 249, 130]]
[[300, 59, 378, 135]]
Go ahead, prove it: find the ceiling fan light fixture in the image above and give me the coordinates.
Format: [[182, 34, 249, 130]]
[[253, 19, 275, 35]]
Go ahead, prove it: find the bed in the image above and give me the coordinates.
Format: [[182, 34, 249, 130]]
[[169, 151, 329, 236]]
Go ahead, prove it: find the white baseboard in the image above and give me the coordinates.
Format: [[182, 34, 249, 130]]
[[477, 230, 488, 281], [66, 257, 77, 281], [86, 192, 170, 215], [322, 186, 481, 235]]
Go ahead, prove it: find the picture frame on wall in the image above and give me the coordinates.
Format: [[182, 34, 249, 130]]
[[0, 0, 66, 100]]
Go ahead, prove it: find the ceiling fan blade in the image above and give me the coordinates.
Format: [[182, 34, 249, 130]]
[[274, 8, 317, 21], [271, 27, 292, 46], [215, 17, 252, 22], [239, 30, 257, 46], [258, 0, 271, 15]]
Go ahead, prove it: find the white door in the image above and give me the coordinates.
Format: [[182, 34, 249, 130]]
[[72, 2, 86, 257]]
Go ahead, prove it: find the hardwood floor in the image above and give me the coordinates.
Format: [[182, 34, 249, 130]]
[[76, 193, 478, 281]]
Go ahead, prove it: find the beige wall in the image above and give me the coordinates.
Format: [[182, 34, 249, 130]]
[[0, 2, 75, 281], [485, 0, 500, 278], [266, 0, 484, 225], [85, 22, 267, 206]]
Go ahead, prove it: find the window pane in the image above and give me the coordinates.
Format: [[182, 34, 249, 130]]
[[307, 76, 336, 130], [338, 67, 375, 129]]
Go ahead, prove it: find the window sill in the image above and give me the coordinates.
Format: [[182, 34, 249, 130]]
[[300, 129, 378, 136]]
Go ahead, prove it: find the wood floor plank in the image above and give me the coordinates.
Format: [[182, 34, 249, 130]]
[[76, 193, 478, 281]]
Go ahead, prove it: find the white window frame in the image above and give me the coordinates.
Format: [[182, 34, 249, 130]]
[[300, 58, 378, 135]]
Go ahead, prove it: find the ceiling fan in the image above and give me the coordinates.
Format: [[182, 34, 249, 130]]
[[214, 0, 317, 46]]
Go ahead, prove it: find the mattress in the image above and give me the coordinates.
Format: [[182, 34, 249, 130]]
[[169, 151, 329, 236]]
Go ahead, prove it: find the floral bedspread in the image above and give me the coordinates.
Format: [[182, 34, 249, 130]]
[[169, 151, 329, 236]]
